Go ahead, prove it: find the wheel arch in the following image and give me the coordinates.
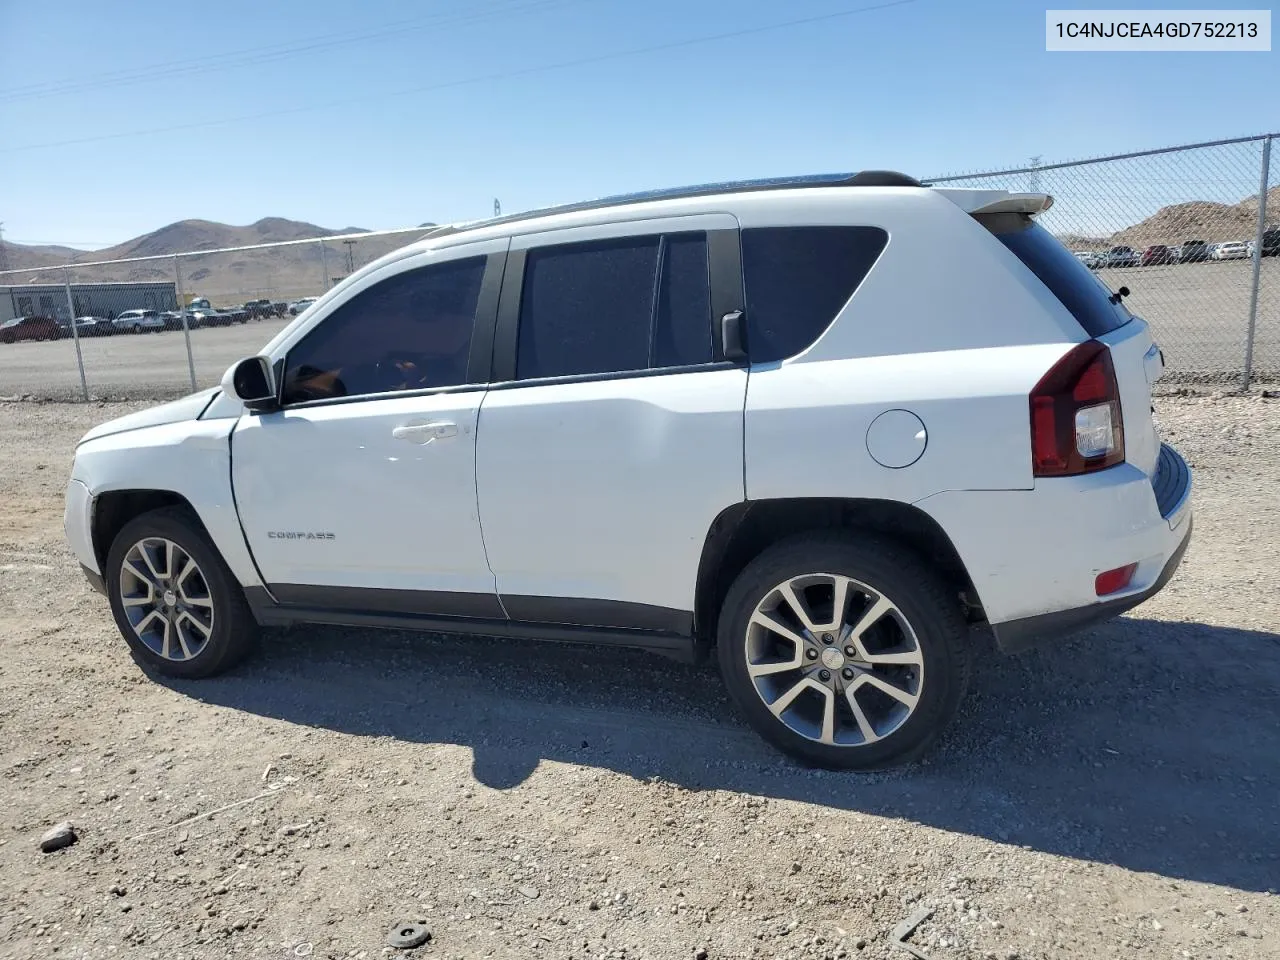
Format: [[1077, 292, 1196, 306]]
[[91, 490, 209, 574], [693, 497, 983, 650]]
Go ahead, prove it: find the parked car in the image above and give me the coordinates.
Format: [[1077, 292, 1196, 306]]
[[1072, 250, 1105, 269], [57, 316, 109, 338], [161, 310, 202, 331], [1140, 244, 1174, 266], [1105, 245, 1139, 267], [182, 298, 244, 325], [186, 307, 227, 327], [243, 299, 276, 320], [1, 315, 60, 343], [82, 316, 116, 336], [62, 172, 1193, 770], [1166, 244, 1182, 264], [288, 297, 319, 315], [197, 307, 247, 327], [1180, 239, 1211, 262], [1262, 228, 1280, 257], [113, 309, 166, 333], [1210, 241, 1249, 261]]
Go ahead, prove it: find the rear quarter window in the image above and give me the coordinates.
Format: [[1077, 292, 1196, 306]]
[[740, 226, 888, 363], [979, 212, 1132, 338]]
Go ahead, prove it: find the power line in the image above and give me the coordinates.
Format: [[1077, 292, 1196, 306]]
[[0, 0, 583, 104], [2, 0, 919, 154]]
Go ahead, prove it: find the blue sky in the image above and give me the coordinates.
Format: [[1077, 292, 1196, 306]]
[[0, 0, 1275, 248]]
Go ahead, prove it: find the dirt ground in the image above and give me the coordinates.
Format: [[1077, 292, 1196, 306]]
[[0, 395, 1277, 960]]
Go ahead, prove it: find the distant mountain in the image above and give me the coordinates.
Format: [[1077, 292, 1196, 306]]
[[0, 217, 433, 303], [1107, 185, 1280, 249]]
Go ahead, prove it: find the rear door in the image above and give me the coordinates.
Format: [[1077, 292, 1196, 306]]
[[979, 213, 1160, 476], [474, 215, 746, 634]]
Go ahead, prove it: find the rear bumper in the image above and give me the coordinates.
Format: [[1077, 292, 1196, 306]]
[[990, 516, 1192, 653], [916, 442, 1193, 652]]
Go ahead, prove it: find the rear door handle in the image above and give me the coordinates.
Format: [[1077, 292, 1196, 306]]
[[392, 420, 458, 444]]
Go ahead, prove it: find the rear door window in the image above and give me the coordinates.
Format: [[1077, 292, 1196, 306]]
[[979, 213, 1132, 337], [740, 226, 888, 363], [515, 232, 713, 380]]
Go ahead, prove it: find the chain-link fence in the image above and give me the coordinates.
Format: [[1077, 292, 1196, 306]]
[[927, 133, 1278, 387], [0, 228, 437, 401], [2, 133, 1277, 401]]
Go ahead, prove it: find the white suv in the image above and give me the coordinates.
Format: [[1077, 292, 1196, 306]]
[[63, 172, 1192, 769]]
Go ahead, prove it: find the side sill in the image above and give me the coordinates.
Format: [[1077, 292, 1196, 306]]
[[242, 588, 696, 663]]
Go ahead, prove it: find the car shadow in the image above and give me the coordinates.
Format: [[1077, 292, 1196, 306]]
[[166, 615, 1280, 893]]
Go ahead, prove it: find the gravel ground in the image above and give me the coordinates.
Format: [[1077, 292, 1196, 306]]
[[0, 395, 1277, 960], [2, 258, 1279, 401]]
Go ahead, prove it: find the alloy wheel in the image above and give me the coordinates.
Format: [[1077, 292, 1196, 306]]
[[118, 537, 215, 661], [744, 573, 924, 747]]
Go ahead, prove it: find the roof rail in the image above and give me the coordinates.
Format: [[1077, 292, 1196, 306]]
[[454, 170, 922, 235]]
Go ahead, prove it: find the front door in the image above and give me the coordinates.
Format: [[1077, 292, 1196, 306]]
[[232, 244, 507, 620]]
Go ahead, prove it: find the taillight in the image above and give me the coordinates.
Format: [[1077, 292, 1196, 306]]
[[1029, 340, 1124, 476]]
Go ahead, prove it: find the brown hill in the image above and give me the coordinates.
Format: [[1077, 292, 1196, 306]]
[[1108, 185, 1280, 249], [0, 218, 433, 304]]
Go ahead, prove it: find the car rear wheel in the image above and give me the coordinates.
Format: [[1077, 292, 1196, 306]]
[[717, 534, 971, 770], [106, 507, 258, 679]]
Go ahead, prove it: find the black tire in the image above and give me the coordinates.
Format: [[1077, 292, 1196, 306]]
[[716, 533, 971, 770], [105, 506, 258, 679]]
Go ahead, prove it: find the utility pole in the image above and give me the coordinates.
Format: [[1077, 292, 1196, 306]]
[[0, 221, 8, 273], [494, 199, 501, 217], [342, 238, 356, 274], [1029, 155, 1043, 194]]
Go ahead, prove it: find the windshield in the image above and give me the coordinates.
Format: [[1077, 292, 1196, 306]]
[[978, 212, 1133, 337]]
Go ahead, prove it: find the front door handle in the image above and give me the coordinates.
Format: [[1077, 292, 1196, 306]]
[[392, 420, 458, 444]]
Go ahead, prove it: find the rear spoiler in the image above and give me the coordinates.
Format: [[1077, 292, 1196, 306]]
[[933, 188, 1054, 216]]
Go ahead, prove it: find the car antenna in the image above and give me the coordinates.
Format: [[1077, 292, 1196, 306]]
[[1108, 285, 1130, 305]]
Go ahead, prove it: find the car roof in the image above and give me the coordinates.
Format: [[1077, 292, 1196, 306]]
[[480, 170, 924, 228], [415, 170, 928, 245]]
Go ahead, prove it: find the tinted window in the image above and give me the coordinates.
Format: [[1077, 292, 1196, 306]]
[[741, 226, 888, 362], [652, 234, 712, 367], [282, 256, 486, 404], [980, 213, 1132, 337], [516, 232, 712, 380]]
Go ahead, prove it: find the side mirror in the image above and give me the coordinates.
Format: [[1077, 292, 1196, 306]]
[[221, 356, 278, 412]]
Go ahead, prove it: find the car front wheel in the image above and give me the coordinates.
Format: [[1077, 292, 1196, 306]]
[[106, 507, 258, 678], [717, 534, 971, 770]]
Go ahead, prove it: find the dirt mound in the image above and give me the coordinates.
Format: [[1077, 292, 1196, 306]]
[[1108, 185, 1280, 248]]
